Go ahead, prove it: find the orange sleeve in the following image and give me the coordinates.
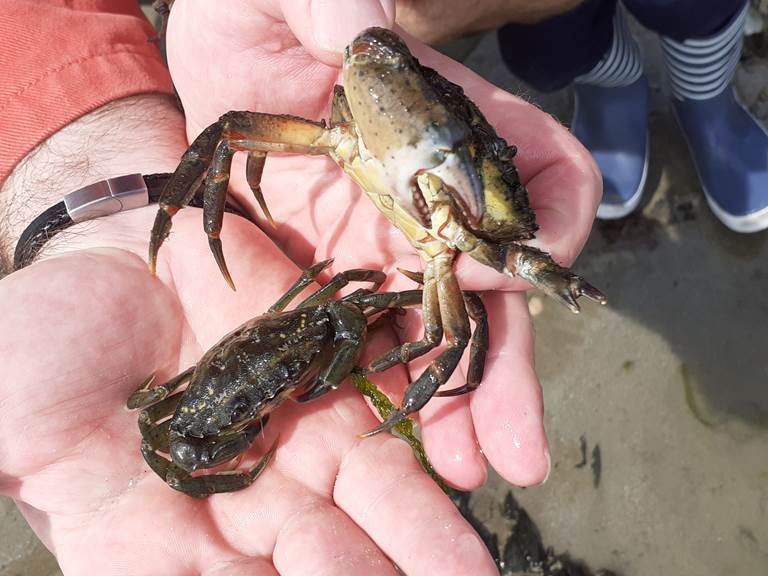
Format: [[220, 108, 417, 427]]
[[0, 0, 174, 185]]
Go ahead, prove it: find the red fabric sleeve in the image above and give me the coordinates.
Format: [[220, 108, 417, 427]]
[[0, 0, 174, 185]]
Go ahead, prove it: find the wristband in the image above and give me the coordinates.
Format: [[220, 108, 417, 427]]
[[13, 173, 248, 270]]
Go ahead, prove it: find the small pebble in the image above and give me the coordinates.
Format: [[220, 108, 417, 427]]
[[528, 295, 544, 316]]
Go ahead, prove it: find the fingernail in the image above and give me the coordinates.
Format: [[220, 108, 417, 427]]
[[539, 448, 552, 485], [311, 0, 394, 54]]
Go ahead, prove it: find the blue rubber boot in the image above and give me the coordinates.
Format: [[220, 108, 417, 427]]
[[573, 78, 649, 219], [663, 3, 768, 233], [571, 7, 649, 220]]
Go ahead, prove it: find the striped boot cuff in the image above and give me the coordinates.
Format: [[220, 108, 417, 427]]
[[576, 7, 643, 88], [662, 3, 748, 101]]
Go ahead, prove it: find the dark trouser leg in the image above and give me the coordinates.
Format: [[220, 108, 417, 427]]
[[497, 0, 617, 92], [622, 0, 747, 40], [497, 0, 747, 91]]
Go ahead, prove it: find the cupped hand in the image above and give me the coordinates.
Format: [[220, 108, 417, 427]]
[[165, 0, 602, 491], [0, 206, 498, 575]]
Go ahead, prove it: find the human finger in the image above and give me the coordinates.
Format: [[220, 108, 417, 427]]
[[276, 0, 395, 65], [334, 433, 499, 576], [418, 386, 488, 491], [386, 308, 488, 491], [470, 291, 550, 486]]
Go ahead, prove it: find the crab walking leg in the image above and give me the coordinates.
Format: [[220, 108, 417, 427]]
[[142, 418, 174, 455], [203, 139, 237, 289], [363, 267, 487, 389], [393, 270, 488, 384], [245, 151, 274, 227], [148, 111, 343, 283], [348, 289, 423, 311], [268, 259, 335, 313], [330, 85, 353, 126], [149, 121, 227, 275], [361, 254, 472, 437], [296, 269, 387, 308], [434, 291, 488, 397], [127, 366, 194, 410], [365, 264, 443, 373]]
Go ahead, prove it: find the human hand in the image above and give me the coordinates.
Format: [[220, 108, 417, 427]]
[[0, 96, 499, 575], [164, 1, 602, 490]]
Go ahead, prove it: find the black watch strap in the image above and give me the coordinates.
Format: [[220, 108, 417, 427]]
[[13, 173, 248, 271]]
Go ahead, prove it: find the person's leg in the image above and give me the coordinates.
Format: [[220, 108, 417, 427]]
[[627, 0, 768, 232], [498, 0, 650, 220], [572, 7, 648, 218], [498, 0, 617, 92]]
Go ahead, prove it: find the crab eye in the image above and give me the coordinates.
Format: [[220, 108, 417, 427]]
[[229, 398, 250, 423]]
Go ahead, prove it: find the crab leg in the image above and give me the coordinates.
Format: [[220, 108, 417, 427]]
[[127, 367, 194, 410], [396, 269, 488, 386], [149, 111, 343, 287], [418, 172, 605, 313], [268, 259, 335, 313], [461, 238, 606, 313], [434, 291, 488, 397], [362, 267, 488, 393], [246, 152, 274, 227], [296, 269, 386, 308], [366, 264, 442, 373], [298, 288, 432, 406], [149, 121, 226, 275], [330, 85, 353, 125], [348, 289, 423, 311], [361, 254, 472, 437], [203, 139, 236, 289]]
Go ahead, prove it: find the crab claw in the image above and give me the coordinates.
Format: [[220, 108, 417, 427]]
[[498, 244, 608, 314], [540, 275, 607, 314]]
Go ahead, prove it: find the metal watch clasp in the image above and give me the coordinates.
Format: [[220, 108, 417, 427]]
[[63, 174, 148, 223]]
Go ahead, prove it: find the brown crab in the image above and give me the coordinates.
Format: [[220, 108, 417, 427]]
[[148, 27, 605, 435]]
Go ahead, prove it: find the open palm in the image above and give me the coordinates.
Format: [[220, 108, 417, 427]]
[[165, 0, 602, 489], [0, 208, 501, 575], [0, 2, 601, 574]]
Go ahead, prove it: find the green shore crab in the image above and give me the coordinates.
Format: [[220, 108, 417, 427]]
[[129, 261, 487, 497], [148, 27, 605, 436]]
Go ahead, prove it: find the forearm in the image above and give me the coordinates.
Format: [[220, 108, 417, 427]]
[[0, 94, 187, 272], [0, 0, 177, 272]]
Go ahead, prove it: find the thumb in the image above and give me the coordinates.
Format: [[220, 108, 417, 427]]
[[280, 0, 395, 66]]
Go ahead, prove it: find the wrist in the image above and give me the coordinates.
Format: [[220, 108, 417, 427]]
[[0, 94, 187, 272]]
